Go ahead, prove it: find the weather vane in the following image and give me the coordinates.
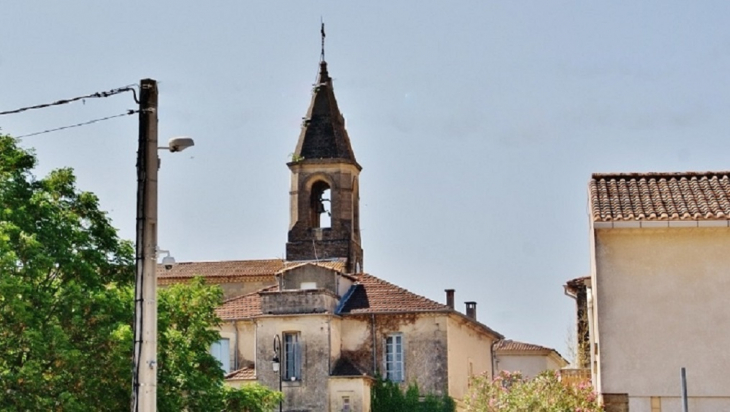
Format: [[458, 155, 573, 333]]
[[320, 19, 326, 62]]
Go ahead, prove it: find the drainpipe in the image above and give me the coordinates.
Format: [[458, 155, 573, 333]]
[[327, 317, 332, 374], [231, 320, 239, 371], [586, 286, 597, 387], [490, 340, 497, 379], [371, 314, 377, 374]]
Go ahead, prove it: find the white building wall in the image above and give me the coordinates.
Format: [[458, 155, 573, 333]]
[[593, 227, 730, 410]]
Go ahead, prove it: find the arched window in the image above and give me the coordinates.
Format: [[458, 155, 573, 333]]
[[310, 181, 331, 229]]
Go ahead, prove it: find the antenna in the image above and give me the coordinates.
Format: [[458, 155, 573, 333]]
[[320, 19, 326, 62]]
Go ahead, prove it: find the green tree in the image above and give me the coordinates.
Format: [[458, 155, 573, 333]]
[[464, 370, 603, 412], [0, 133, 134, 410], [0, 134, 281, 411], [156, 277, 281, 412]]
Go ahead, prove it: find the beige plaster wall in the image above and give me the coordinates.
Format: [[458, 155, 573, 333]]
[[340, 314, 449, 395], [446, 315, 495, 403], [255, 314, 338, 412], [329, 377, 372, 412], [594, 227, 730, 407], [218, 320, 257, 373], [495, 354, 550, 379]]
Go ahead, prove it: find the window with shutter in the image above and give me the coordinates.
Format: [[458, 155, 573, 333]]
[[210, 338, 230, 372], [385, 334, 404, 382], [283, 332, 301, 380]]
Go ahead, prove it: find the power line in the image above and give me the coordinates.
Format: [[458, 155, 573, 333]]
[[16, 110, 138, 138], [0, 84, 139, 116]]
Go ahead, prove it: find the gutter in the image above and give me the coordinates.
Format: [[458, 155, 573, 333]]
[[593, 220, 730, 229]]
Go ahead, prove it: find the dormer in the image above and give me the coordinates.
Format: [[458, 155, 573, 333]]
[[260, 262, 355, 315]]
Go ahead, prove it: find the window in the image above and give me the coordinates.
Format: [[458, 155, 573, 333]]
[[210, 338, 230, 372], [341, 396, 351, 412], [385, 334, 404, 382], [283, 332, 301, 380], [300, 282, 317, 290]]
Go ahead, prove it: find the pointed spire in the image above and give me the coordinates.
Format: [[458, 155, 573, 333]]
[[292, 45, 359, 168]]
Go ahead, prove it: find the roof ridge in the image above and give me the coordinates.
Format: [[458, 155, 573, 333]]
[[359, 273, 450, 310], [592, 171, 730, 180], [589, 170, 730, 222], [221, 284, 278, 305]]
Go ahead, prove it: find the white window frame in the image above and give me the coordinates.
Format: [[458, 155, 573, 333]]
[[210, 338, 230, 372], [283, 332, 302, 381], [385, 333, 404, 382], [300, 281, 317, 290]]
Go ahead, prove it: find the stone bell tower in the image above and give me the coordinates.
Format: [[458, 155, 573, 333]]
[[285, 58, 363, 273]]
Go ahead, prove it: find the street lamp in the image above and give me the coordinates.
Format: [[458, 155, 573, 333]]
[[273, 334, 283, 412], [131, 78, 194, 412]]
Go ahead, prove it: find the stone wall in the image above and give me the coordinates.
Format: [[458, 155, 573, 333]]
[[261, 289, 339, 315]]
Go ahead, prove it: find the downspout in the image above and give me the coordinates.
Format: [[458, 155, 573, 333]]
[[231, 320, 239, 371], [490, 340, 497, 379], [253, 319, 258, 378], [327, 317, 332, 374], [371, 314, 377, 375], [586, 286, 596, 385]]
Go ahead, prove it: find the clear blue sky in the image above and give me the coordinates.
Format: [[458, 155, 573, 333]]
[[3, 1, 730, 359]]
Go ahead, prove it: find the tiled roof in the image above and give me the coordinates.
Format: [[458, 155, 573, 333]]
[[339, 274, 450, 314], [590, 172, 730, 222], [494, 339, 556, 353], [494, 339, 567, 365], [216, 285, 277, 320], [217, 273, 503, 340], [158, 258, 346, 280], [225, 366, 256, 381]]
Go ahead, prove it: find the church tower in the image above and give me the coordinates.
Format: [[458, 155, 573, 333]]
[[285, 58, 363, 273]]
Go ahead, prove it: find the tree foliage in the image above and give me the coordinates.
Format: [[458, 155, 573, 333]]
[[0, 133, 134, 410], [156, 277, 281, 412], [0, 134, 281, 411], [464, 370, 603, 412], [371, 375, 455, 412]]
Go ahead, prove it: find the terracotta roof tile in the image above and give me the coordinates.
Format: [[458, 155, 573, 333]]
[[158, 258, 346, 280], [216, 285, 277, 320], [590, 171, 730, 222], [494, 339, 567, 365], [225, 366, 256, 381], [494, 339, 556, 352], [217, 273, 503, 340], [339, 274, 450, 314]]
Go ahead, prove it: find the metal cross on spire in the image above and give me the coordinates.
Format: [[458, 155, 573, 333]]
[[320, 20, 326, 62]]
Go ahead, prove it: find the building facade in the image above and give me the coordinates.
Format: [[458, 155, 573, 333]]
[[159, 56, 504, 411], [493, 339, 567, 379], [583, 171, 730, 412]]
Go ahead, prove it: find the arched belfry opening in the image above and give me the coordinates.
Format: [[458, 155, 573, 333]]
[[310, 181, 331, 229], [285, 57, 364, 273]]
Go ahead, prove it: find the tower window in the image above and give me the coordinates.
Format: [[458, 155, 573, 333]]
[[310, 181, 331, 229]]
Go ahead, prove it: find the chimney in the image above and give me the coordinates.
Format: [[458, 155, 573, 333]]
[[445, 289, 455, 309], [465, 301, 477, 320]]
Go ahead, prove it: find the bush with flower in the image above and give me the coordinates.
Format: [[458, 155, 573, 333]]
[[464, 370, 602, 412]]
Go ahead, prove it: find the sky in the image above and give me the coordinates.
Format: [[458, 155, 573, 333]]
[[3, 1, 730, 360]]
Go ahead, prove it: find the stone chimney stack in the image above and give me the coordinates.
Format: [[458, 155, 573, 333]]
[[445, 289, 455, 309], [465, 301, 477, 320]]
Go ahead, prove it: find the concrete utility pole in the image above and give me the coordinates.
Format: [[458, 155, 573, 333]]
[[132, 78, 159, 412]]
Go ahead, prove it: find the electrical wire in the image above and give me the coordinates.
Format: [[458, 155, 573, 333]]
[[0, 84, 139, 116], [15, 110, 138, 138]]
